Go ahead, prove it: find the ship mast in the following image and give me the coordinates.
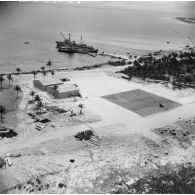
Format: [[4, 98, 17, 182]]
[[68, 31, 71, 43], [80, 35, 82, 45]]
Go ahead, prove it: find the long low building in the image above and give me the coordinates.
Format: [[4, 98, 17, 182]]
[[47, 83, 80, 99], [33, 78, 63, 91]]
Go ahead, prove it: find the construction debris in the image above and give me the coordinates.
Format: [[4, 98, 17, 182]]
[[35, 124, 45, 131], [0, 126, 17, 139], [9, 153, 21, 158], [0, 157, 6, 168], [70, 110, 76, 117], [70, 159, 75, 163], [74, 130, 101, 146], [45, 105, 67, 113], [5, 156, 12, 166]]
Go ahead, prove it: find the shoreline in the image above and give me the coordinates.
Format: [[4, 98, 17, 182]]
[[0, 58, 129, 77], [0, 62, 110, 77], [0, 45, 153, 75]]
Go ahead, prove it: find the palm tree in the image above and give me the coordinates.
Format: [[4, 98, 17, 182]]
[[0, 76, 5, 89], [46, 61, 52, 71], [29, 91, 35, 101], [51, 70, 55, 77], [32, 71, 37, 80], [0, 105, 7, 124], [16, 68, 21, 75], [78, 104, 84, 114], [42, 71, 47, 77], [7, 74, 13, 87], [36, 100, 44, 111], [14, 84, 22, 99], [53, 85, 58, 98], [34, 94, 41, 102]]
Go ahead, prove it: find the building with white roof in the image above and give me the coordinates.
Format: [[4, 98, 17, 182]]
[[47, 83, 80, 99], [33, 78, 63, 91]]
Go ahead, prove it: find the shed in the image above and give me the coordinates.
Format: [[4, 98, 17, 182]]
[[47, 83, 80, 99], [33, 78, 63, 91]]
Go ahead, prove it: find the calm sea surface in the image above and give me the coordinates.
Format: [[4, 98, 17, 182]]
[[0, 1, 195, 73]]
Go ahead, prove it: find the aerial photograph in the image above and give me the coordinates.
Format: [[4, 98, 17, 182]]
[[0, 1, 195, 194]]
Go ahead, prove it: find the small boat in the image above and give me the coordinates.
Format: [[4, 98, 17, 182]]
[[88, 53, 96, 57], [154, 51, 160, 56], [24, 41, 29, 44]]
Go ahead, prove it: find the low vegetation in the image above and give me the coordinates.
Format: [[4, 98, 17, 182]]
[[111, 163, 195, 194], [121, 50, 195, 88], [14, 84, 22, 99], [108, 59, 126, 66], [73, 62, 107, 71]]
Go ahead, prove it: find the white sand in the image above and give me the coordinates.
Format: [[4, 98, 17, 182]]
[[1, 66, 195, 193], [1, 66, 195, 155]]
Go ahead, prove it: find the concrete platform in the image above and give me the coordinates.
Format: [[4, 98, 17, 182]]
[[103, 89, 181, 117]]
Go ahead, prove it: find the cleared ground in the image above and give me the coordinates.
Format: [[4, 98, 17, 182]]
[[103, 89, 181, 117], [1, 67, 195, 193]]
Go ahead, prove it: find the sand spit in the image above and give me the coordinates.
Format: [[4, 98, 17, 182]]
[[175, 17, 195, 24], [0, 66, 195, 193]]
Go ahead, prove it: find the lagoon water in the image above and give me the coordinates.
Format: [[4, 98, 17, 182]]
[[0, 1, 195, 73]]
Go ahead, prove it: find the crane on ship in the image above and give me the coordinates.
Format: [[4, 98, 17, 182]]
[[60, 32, 67, 41]]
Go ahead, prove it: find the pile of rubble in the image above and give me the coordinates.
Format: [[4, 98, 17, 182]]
[[74, 130, 101, 146], [45, 105, 67, 114], [0, 126, 17, 139]]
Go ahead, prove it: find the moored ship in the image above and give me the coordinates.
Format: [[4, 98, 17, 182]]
[[56, 32, 98, 54]]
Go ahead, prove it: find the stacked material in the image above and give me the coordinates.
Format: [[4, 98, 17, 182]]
[[0, 126, 17, 139]]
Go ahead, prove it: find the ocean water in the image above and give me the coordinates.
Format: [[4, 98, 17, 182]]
[[0, 1, 195, 73]]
